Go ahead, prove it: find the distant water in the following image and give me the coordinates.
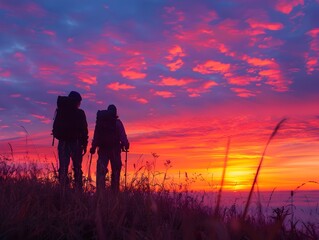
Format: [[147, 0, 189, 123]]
[[193, 190, 319, 228]]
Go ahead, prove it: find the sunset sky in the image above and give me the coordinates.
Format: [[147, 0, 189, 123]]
[[0, 0, 319, 191]]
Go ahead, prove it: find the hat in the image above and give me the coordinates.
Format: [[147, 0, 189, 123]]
[[68, 91, 82, 102], [107, 104, 117, 117]]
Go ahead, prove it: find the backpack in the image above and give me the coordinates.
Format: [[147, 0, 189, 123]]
[[52, 96, 79, 141], [93, 110, 118, 148]]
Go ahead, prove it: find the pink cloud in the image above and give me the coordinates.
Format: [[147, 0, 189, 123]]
[[259, 69, 291, 91], [193, 60, 230, 75], [257, 36, 285, 49], [163, 6, 185, 24], [156, 76, 194, 86], [75, 57, 109, 66], [119, 56, 147, 80], [275, 0, 304, 14], [0, 70, 11, 78], [31, 114, 51, 124], [14, 52, 25, 62], [107, 82, 135, 91], [166, 45, 185, 60], [42, 30, 56, 37], [186, 80, 218, 97], [305, 28, 319, 74], [227, 76, 260, 86], [74, 73, 97, 85], [246, 18, 284, 31], [231, 88, 257, 98], [203, 81, 218, 89], [242, 56, 291, 91], [121, 70, 146, 80], [201, 10, 218, 23], [307, 28, 319, 38], [242, 55, 276, 67], [130, 95, 148, 104], [153, 90, 175, 98], [165, 45, 186, 71], [47, 90, 65, 95], [19, 119, 32, 123], [166, 59, 184, 71], [305, 56, 318, 74]]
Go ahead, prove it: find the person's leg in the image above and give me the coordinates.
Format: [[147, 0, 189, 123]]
[[71, 140, 83, 191], [109, 147, 122, 192], [96, 148, 109, 191], [58, 140, 71, 187]]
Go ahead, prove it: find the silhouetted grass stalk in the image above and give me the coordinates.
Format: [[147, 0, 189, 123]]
[[214, 137, 230, 216], [243, 118, 286, 219]]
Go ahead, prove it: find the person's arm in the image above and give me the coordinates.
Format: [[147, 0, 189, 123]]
[[117, 119, 129, 151]]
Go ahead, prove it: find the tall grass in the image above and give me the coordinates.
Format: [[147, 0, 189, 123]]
[[243, 118, 286, 219], [0, 158, 318, 239]]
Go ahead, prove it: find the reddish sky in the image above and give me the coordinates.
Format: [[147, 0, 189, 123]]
[[0, 0, 319, 191]]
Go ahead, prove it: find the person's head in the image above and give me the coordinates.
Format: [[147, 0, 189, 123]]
[[107, 104, 118, 118], [68, 91, 82, 107]]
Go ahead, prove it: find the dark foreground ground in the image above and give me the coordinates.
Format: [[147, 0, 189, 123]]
[[0, 161, 318, 240]]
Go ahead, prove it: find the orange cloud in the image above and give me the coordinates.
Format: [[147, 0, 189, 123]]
[[275, 0, 304, 14], [259, 69, 291, 91], [107, 82, 135, 91], [242, 56, 276, 67], [193, 60, 230, 75], [227, 76, 260, 86], [165, 45, 186, 71], [203, 81, 218, 89], [153, 90, 175, 98], [75, 73, 97, 85], [156, 76, 194, 86], [166, 45, 185, 60], [166, 58, 184, 71], [120, 56, 147, 80], [242, 56, 291, 91], [231, 88, 257, 98], [130, 95, 148, 104], [246, 19, 284, 31], [187, 80, 218, 97], [121, 70, 146, 80], [305, 28, 319, 74]]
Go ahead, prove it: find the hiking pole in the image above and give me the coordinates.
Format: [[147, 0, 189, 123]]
[[88, 153, 93, 182], [124, 150, 128, 190]]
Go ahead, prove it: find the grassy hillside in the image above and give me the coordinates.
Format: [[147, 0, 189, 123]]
[[0, 160, 317, 240]]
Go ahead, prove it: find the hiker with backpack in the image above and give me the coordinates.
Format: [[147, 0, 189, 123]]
[[90, 104, 129, 192], [52, 91, 88, 191]]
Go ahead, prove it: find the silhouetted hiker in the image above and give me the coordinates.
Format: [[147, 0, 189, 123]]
[[52, 91, 88, 191], [90, 104, 129, 192]]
